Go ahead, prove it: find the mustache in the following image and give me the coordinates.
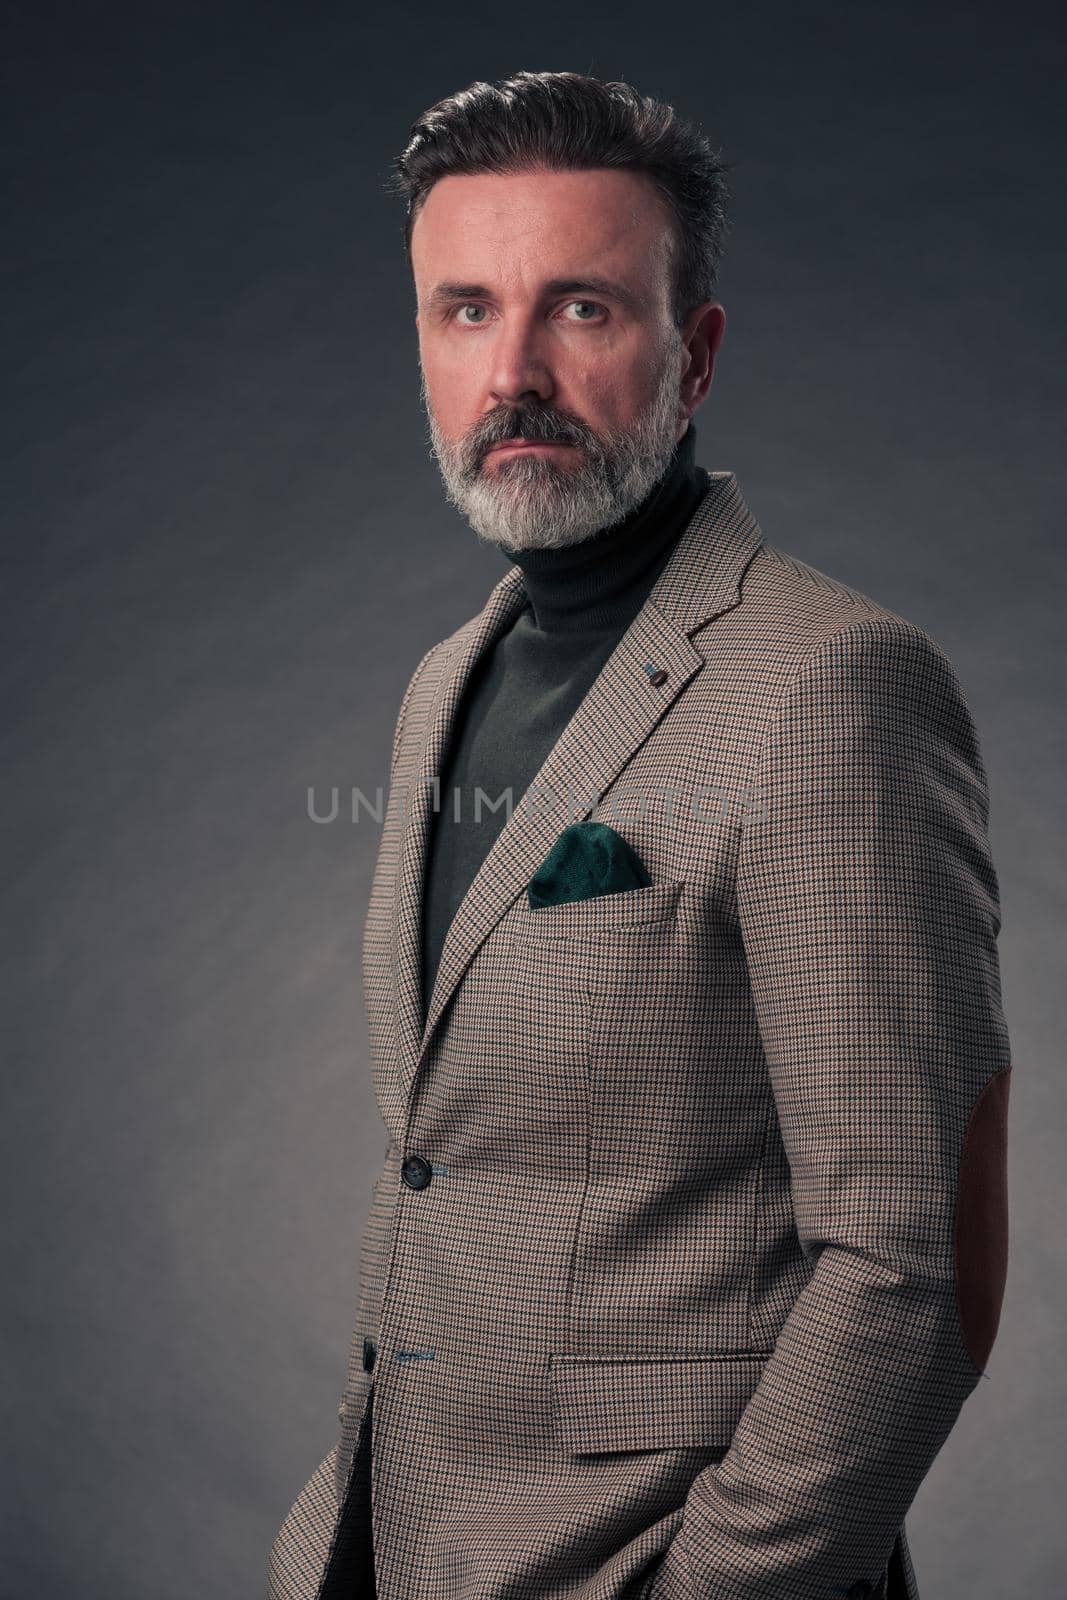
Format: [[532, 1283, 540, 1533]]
[[474, 407, 591, 454]]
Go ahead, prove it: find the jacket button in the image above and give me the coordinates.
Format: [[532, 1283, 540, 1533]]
[[846, 1583, 873, 1599], [401, 1154, 433, 1189], [362, 1336, 376, 1373]]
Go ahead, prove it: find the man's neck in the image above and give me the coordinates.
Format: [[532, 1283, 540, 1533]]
[[498, 422, 708, 634]]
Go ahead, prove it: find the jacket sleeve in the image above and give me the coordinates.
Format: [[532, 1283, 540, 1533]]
[[656, 617, 1011, 1600]]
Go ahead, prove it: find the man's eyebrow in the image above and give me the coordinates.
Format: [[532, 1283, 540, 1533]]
[[425, 276, 646, 313]]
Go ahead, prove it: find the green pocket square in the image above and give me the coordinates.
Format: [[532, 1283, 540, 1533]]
[[527, 820, 653, 910]]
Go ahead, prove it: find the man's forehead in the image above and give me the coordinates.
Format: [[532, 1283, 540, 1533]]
[[411, 169, 673, 293]]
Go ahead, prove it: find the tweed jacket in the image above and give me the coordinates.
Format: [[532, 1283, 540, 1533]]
[[269, 470, 1011, 1600]]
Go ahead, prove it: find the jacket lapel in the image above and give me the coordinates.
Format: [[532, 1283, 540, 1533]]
[[390, 471, 763, 1102]]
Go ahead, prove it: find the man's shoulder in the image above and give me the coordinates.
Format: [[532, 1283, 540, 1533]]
[[712, 537, 984, 778], [730, 537, 950, 684], [745, 538, 906, 632]]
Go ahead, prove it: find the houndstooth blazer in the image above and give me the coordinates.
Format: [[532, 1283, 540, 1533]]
[[269, 470, 1011, 1600]]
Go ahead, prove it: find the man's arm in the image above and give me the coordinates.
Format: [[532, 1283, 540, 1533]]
[[656, 617, 1011, 1600]]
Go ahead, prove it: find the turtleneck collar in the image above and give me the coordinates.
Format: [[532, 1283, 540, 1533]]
[[496, 421, 709, 634]]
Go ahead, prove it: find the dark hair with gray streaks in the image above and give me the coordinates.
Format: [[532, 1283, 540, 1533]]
[[387, 70, 735, 328]]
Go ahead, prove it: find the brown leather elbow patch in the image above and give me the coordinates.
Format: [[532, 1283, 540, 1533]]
[[955, 1064, 1011, 1374]]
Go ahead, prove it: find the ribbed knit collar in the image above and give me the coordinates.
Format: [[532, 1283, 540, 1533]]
[[496, 421, 708, 634]]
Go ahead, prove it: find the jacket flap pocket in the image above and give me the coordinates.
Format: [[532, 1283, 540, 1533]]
[[548, 1352, 768, 1454]]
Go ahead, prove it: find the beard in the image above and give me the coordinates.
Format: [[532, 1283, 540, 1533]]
[[419, 343, 686, 553]]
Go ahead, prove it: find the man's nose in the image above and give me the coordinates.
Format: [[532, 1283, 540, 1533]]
[[487, 314, 555, 406]]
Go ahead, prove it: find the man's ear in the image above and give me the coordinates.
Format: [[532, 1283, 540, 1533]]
[[680, 301, 726, 413]]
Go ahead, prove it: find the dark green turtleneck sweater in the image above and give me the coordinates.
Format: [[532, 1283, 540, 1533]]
[[418, 420, 709, 1022]]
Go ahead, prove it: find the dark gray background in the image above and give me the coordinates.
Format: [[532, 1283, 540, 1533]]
[[3, 2, 1062, 1596]]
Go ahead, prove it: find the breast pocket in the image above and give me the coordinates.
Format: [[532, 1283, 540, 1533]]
[[504, 876, 686, 1083], [511, 877, 686, 942], [507, 876, 686, 1016]]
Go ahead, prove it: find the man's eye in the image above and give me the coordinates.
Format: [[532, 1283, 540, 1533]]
[[451, 300, 606, 326]]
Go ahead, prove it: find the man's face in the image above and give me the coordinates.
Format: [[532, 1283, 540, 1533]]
[[411, 166, 724, 552]]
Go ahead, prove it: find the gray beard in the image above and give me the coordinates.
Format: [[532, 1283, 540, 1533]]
[[419, 350, 686, 553]]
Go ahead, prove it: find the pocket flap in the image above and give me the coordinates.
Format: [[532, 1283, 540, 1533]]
[[548, 1351, 769, 1454]]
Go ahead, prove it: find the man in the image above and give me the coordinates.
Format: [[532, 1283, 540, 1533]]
[[269, 71, 1011, 1600]]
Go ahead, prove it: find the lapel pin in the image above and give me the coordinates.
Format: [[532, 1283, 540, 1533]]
[[644, 661, 669, 687]]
